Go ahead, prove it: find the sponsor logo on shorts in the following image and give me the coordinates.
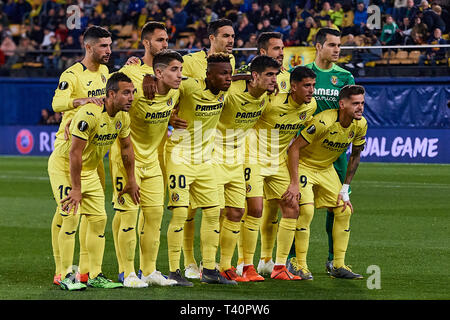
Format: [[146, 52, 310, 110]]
[[246, 184, 252, 193], [171, 192, 180, 202], [118, 196, 125, 205]]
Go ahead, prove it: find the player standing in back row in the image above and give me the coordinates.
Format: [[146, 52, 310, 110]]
[[50, 26, 112, 285]]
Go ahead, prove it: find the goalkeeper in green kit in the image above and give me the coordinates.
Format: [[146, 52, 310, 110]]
[[287, 28, 356, 275]]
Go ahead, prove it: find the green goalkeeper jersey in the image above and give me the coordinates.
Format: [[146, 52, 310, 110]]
[[305, 62, 355, 115]]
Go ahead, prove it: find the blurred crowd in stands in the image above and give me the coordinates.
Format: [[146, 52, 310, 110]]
[[0, 0, 448, 75], [39, 107, 62, 124]]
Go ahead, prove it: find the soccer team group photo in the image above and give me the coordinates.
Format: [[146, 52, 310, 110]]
[[0, 0, 448, 303]]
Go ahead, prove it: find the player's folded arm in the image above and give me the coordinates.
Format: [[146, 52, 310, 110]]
[[52, 73, 76, 113]]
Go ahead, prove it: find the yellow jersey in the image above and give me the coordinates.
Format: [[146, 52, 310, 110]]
[[109, 61, 179, 167], [165, 77, 228, 164], [213, 80, 269, 164], [52, 62, 109, 149], [277, 68, 290, 94], [248, 93, 317, 165], [182, 49, 235, 79], [299, 109, 368, 170], [61, 103, 131, 176]]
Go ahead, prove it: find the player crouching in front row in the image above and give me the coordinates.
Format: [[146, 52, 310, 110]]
[[48, 73, 139, 290], [283, 85, 368, 280]]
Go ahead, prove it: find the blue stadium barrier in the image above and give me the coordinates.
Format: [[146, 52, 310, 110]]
[[0, 76, 448, 128], [0, 76, 448, 163]]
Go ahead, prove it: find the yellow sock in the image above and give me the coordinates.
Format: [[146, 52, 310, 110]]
[[182, 206, 197, 267], [332, 206, 352, 268], [295, 204, 314, 268], [219, 208, 227, 234], [275, 218, 297, 265], [219, 218, 240, 271], [138, 206, 164, 276], [200, 206, 220, 270], [78, 215, 89, 274], [242, 215, 261, 265], [51, 207, 62, 276], [58, 213, 80, 278], [117, 210, 138, 278], [260, 199, 279, 260], [167, 207, 188, 272], [112, 212, 123, 274], [86, 215, 107, 279], [236, 208, 247, 265]]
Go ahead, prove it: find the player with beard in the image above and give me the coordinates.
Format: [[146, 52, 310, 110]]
[[50, 26, 112, 285]]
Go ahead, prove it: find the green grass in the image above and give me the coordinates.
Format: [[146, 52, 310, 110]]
[[0, 156, 449, 300]]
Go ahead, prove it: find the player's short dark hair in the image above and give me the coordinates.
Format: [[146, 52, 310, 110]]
[[257, 32, 282, 53], [315, 28, 341, 45], [206, 53, 231, 71], [339, 85, 365, 100], [141, 21, 167, 41], [290, 66, 317, 83], [83, 26, 111, 43], [207, 52, 231, 64], [153, 49, 184, 70], [207, 18, 233, 36], [249, 55, 280, 74], [106, 72, 133, 97]]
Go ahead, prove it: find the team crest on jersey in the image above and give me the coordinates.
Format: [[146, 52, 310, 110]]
[[101, 74, 107, 83], [260, 99, 265, 108], [59, 81, 68, 90], [118, 196, 125, 205], [218, 94, 224, 102], [349, 131, 355, 139], [246, 184, 252, 193], [299, 111, 307, 120], [167, 97, 173, 106], [115, 121, 122, 130], [171, 193, 180, 202], [280, 81, 287, 90], [330, 75, 338, 86]]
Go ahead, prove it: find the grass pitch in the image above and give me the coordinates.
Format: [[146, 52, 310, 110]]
[[0, 156, 449, 301]]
